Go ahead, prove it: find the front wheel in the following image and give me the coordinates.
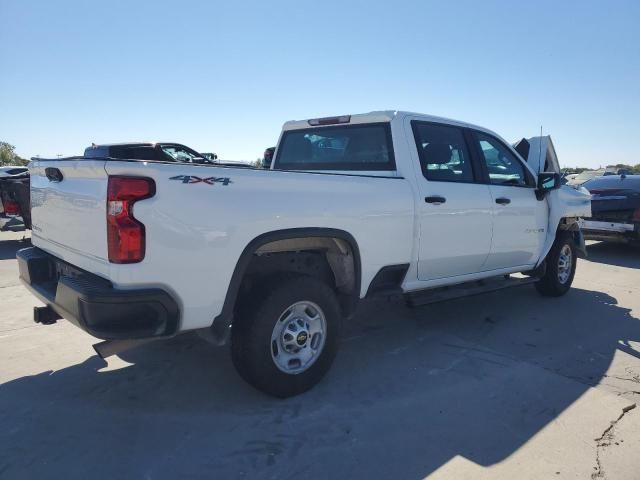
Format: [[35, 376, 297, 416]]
[[535, 232, 577, 297], [231, 275, 341, 397]]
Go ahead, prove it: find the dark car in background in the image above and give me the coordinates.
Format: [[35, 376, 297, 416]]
[[0, 168, 31, 231], [262, 147, 275, 169], [581, 174, 640, 245]]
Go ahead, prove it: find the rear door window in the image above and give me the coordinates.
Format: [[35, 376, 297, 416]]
[[274, 123, 395, 171]]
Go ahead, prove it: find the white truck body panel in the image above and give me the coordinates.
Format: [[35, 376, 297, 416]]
[[30, 161, 414, 331], [27, 110, 591, 334]]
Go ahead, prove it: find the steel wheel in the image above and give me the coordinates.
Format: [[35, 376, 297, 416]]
[[270, 300, 327, 374], [557, 244, 573, 284]]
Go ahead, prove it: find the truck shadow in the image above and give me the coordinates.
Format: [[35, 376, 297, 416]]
[[1, 286, 639, 479], [0, 238, 30, 260], [585, 241, 640, 269]]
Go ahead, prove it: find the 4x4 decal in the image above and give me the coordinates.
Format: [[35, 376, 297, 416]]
[[170, 175, 232, 186]]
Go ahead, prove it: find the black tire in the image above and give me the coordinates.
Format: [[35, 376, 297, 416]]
[[535, 231, 577, 297], [231, 275, 341, 398]]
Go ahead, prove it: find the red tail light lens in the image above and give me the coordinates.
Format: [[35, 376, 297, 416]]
[[107, 176, 155, 263], [633, 208, 640, 221], [3, 201, 19, 216]]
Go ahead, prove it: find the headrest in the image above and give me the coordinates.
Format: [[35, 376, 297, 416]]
[[423, 143, 452, 164]]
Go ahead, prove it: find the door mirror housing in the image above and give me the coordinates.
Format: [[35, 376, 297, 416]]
[[537, 172, 561, 192]]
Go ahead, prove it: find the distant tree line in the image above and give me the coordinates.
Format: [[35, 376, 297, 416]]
[[0, 142, 29, 166], [561, 164, 640, 174]]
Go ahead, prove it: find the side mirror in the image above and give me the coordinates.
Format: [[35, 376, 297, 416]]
[[537, 172, 560, 192]]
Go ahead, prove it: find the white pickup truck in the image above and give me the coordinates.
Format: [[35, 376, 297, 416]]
[[18, 111, 591, 397]]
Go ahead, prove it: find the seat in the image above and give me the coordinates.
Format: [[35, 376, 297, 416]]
[[345, 132, 385, 164], [285, 135, 313, 162], [422, 143, 456, 181]]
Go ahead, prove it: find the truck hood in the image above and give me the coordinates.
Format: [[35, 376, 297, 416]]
[[513, 135, 560, 175]]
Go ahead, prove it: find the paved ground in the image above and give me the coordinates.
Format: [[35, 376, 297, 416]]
[[1, 232, 639, 480]]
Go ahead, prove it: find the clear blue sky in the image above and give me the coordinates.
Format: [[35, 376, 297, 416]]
[[1, 0, 639, 168]]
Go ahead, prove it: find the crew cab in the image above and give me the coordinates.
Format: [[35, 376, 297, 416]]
[[17, 111, 591, 397]]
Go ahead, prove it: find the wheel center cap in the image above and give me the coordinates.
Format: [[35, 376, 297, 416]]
[[296, 331, 308, 346]]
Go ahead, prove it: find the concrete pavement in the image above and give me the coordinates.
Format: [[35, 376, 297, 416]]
[[1, 233, 639, 479]]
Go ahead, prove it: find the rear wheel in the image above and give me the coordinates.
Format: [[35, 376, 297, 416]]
[[231, 275, 341, 397], [535, 232, 577, 297]]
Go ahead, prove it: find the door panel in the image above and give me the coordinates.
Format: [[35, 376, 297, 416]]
[[409, 120, 494, 281], [485, 185, 546, 269], [470, 130, 548, 269], [418, 183, 494, 279]]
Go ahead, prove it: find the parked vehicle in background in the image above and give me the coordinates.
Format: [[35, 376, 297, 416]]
[[580, 174, 640, 245], [18, 111, 591, 397], [0, 166, 29, 178], [604, 166, 633, 177], [567, 169, 605, 187], [201, 152, 218, 161], [0, 168, 30, 231], [262, 147, 275, 169], [85, 142, 212, 163]]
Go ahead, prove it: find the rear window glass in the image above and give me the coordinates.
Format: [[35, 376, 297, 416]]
[[274, 123, 395, 171], [5, 168, 28, 175], [109, 146, 162, 161], [583, 175, 640, 191]]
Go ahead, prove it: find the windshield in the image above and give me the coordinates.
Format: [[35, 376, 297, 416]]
[[274, 123, 395, 171]]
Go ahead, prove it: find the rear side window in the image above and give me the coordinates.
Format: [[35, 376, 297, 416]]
[[6, 168, 28, 175], [274, 123, 395, 171], [411, 122, 474, 183]]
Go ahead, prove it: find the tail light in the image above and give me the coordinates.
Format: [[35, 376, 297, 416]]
[[107, 176, 155, 263], [3, 201, 19, 216], [633, 208, 640, 222]]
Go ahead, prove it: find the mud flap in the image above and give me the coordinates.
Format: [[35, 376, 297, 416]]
[[572, 229, 587, 258]]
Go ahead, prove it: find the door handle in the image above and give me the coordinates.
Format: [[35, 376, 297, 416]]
[[425, 196, 446, 205], [495, 197, 511, 205], [45, 167, 63, 182]]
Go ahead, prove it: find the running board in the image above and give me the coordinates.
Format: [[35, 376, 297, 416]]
[[406, 275, 538, 307]]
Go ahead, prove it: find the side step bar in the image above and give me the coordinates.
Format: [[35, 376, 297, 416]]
[[406, 275, 538, 307]]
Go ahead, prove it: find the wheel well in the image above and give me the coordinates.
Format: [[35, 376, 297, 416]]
[[211, 229, 361, 343], [252, 237, 356, 292], [558, 217, 580, 231]]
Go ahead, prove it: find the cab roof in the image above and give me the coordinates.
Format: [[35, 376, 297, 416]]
[[281, 110, 490, 133]]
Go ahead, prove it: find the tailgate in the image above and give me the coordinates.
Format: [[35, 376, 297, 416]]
[[30, 159, 110, 277]]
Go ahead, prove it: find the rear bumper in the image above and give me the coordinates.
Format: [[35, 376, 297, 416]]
[[17, 247, 179, 340], [580, 219, 639, 243]]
